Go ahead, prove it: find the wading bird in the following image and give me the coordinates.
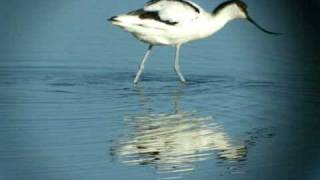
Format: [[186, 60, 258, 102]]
[[109, 0, 278, 84]]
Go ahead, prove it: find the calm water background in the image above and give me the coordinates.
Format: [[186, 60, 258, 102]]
[[0, 0, 319, 180]]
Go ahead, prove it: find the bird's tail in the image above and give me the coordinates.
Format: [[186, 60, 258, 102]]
[[108, 16, 118, 22]]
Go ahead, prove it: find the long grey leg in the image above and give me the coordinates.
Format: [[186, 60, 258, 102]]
[[134, 45, 153, 84], [174, 44, 186, 83]]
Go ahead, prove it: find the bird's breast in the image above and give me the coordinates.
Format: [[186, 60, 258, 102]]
[[172, 20, 217, 43]]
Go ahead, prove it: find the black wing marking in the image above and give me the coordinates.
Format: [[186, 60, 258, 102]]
[[129, 9, 178, 25], [146, 0, 200, 13]]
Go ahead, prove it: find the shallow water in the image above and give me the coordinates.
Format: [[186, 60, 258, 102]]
[[1, 0, 320, 180]]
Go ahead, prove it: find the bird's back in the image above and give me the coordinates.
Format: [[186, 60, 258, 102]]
[[109, 0, 215, 45]]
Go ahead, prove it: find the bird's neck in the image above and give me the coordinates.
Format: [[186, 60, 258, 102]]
[[210, 5, 245, 30]]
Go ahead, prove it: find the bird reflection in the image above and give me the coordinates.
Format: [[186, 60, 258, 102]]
[[113, 86, 247, 177]]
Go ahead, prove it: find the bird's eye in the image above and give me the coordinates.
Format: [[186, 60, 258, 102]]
[[236, 1, 248, 11]]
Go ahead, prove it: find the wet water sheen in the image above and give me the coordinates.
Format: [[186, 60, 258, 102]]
[[1, 0, 320, 180], [1, 64, 319, 180]]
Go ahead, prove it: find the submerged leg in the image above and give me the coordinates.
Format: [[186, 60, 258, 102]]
[[134, 45, 153, 84], [174, 44, 186, 83]]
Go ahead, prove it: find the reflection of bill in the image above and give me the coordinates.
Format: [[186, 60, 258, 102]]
[[113, 86, 247, 177]]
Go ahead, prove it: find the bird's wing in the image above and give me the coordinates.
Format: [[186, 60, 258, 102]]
[[143, 0, 201, 24]]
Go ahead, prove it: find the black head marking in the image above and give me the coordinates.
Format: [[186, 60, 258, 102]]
[[235, 0, 248, 14], [213, 0, 248, 15]]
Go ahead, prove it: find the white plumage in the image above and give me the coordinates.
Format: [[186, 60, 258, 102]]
[[109, 0, 278, 84], [144, 0, 200, 22]]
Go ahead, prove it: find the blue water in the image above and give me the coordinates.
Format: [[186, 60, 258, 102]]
[[1, 0, 319, 180]]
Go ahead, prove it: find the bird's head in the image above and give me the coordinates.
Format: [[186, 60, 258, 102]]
[[213, 0, 280, 35]]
